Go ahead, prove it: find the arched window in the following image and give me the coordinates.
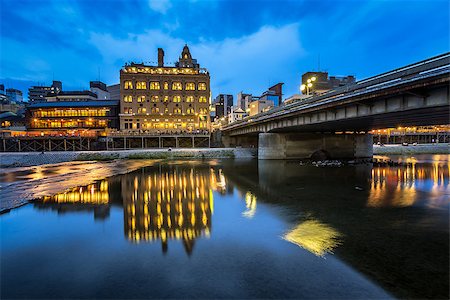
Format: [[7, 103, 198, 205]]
[[174, 108, 182, 114], [187, 108, 195, 115], [151, 107, 159, 114]]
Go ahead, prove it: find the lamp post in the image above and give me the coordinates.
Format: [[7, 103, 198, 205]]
[[300, 76, 317, 95]]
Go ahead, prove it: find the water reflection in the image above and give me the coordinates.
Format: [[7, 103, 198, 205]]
[[283, 220, 342, 257], [121, 165, 216, 254], [368, 158, 449, 208], [41, 181, 109, 204]]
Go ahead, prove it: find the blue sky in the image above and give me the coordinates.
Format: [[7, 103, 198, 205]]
[[1, 0, 449, 101]]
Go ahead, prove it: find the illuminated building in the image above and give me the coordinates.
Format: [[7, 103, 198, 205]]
[[26, 100, 119, 136], [371, 126, 450, 144], [119, 45, 211, 133], [122, 165, 223, 254]]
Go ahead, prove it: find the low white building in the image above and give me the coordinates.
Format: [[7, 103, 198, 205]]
[[228, 107, 247, 124]]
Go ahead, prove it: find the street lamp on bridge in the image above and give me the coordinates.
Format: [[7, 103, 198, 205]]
[[300, 76, 317, 95]]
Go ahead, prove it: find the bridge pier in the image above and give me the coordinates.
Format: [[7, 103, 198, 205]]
[[258, 132, 373, 160]]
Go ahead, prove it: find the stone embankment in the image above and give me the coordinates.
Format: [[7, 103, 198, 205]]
[[373, 143, 449, 155], [0, 148, 256, 168]]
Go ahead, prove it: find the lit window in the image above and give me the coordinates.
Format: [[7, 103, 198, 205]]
[[136, 81, 147, 89], [164, 107, 169, 113], [137, 96, 145, 102], [150, 81, 160, 90], [185, 82, 195, 90], [124, 107, 133, 114], [173, 95, 181, 102], [124, 81, 133, 89], [151, 107, 159, 114], [163, 82, 169, 90], [163, 96, 169, 103], [199, 108, 208, 114], [138, 107, 147, 114], [198, 82, 207, 90], [187, 108, 195, 114], [123, 95, 133, 103], [172, 82, 182, 90], [186, 96, 194, 103], [174, 108, 182, 114], [151, 96, 159, 102], [199, 96, 207, 103]]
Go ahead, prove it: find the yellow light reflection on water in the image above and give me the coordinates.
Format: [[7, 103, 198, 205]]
[[122, 167, 226, 254], [283, 220, 342, 257], [368, 157, 449, 208]]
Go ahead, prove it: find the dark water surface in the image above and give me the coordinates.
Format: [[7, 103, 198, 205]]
[[1, 155, 449, 299]]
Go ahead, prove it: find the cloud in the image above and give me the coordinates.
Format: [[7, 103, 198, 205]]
[[148, 0, 172, 14], [88, 23, 305, 100]]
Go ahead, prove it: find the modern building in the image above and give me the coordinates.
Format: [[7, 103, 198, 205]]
[[213, 94, 233, 118], [28, 81, 62, 102], [107, 84, 120, 100], [228, 106, 247, 124], [237, 92, 252, 112], [26, 100, 119, 136], [119, 45, 210, 133], [301, 71, 355, 95], [45, 91, 98, 102], [265, 83, 283, 106], [90, 81, 110, 100], [249, 99, 274, 116], [6, 88, 23, 103]]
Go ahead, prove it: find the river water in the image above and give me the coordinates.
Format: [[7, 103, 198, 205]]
[[1, 155, 449, 299]]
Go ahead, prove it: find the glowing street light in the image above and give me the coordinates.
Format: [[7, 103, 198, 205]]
[[300, 76, 317, 95]]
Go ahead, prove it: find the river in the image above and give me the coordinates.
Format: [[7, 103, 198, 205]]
[[1, 155, 448, 299]]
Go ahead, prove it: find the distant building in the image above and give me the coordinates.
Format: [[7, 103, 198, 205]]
[[213, 94, 233, 118], [249, 99, 273, 116], [90, 81, 110, 100], [107, 84, 120, 100], [237, 92, 252, 112], [119, 45, 210, 133], [265, 83, 283, 106], [6, 88, 23, 103], [301, 72, 355, 95], [45, 91, 98, 102], [28, 81, 62, 102], [228, 106, 247, 124]]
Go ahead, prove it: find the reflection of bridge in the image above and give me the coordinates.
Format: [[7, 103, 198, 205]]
[[222, 53, 450, 159]]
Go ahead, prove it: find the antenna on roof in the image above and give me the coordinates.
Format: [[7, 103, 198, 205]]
[[318, 54, 321, 72]]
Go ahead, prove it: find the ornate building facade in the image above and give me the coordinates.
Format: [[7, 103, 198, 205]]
[[119, 45, 211, 134]]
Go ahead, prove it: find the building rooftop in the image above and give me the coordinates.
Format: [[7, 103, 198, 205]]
[[28, 100, 119, 108]]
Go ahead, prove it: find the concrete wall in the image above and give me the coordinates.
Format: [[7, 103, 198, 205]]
[[258, 133, 373, 160]]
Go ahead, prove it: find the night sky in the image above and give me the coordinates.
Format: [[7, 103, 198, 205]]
[[1, 0, 448, 101]]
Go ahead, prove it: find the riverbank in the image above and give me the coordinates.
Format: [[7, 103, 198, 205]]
[[373, 143, 449, 155], [0, 148, 257, 168]]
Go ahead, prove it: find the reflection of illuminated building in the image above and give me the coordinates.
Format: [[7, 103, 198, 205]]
[[122, 165, 217, 255], [35, 180, 110, 219], [283, 220, 342, 257], [368, 159, 449, 208], [242, 191, 257, 218]]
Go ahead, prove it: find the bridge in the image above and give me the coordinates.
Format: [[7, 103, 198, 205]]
[[222, 53, 450, 159]]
